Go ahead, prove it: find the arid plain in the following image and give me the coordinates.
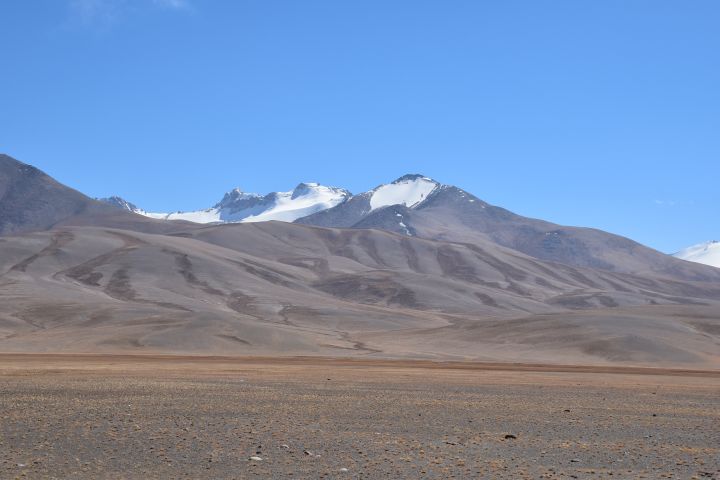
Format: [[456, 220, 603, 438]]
[[1, 355, 719, 479]]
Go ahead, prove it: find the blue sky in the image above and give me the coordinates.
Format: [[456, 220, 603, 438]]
[[0, 1, 718, 253]]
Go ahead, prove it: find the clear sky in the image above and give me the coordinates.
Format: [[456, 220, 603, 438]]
[[1, 1, 718, 253]]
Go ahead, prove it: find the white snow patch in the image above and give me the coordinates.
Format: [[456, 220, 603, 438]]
[[138, 184, 348, 224], [673, 241, 720, 268], [369, 177, 437, 211], [398, 220, 412, 236], [237, 184, 347, 223], [144, 209, 222, 223]]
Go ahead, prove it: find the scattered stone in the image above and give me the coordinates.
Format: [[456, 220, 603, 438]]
[[2, 358, 715, 479]]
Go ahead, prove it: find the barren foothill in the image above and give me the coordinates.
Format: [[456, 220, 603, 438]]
[[1, 355, 718, 479]]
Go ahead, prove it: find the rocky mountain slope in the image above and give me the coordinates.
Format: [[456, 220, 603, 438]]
[[97, 196, 143, 214], [2, 155, 719, 366], [99, 169, 720, 281], [0, 154, 118, 235], [1, 222, 719, 366], [298, 176, 720, 281]]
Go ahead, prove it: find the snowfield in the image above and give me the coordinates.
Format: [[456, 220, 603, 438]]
[[140, 183, 350, 224], [369, 176, 438, 211], [104, 174, 446, 226], [673, 241, 720, 268]]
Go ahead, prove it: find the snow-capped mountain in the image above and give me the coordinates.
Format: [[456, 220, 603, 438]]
[[298, 175, 720, 281], [96, 172, 720, 281], [105, 183, 351, 224], [368, 174, 439, 211], [673, 241, 720, 268], [296, 174, 444, 232], [102, 175, 440, 227], [97, 196, 146, 214], [6, 151, 720, 282]]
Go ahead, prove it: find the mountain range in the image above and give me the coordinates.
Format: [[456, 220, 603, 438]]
[[103, 173, 718, 277], [102, 182, 351, 224], [2, 153, 719, 367]]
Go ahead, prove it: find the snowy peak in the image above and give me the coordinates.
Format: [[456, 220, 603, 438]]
[[120, 182, 351, 225], [369, 174, 439, 211], [215, 188, 261, 209], [291, 182, 349, 200], [98, 196, 143, 214], [99, 174, 447, 226], [673, 241, 720, 268], [228, 182, 350, 223], [391, 173, 434, 184]]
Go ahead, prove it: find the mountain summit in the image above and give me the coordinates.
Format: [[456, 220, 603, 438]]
[[674, 241, 720, 268], [116, 182, 351, 224], [0, 154, 119, 235], [97, 196, 143, 214], [369, 174, 439, 211], [105, 175, 445, 226], [293, 174, 444, 231]]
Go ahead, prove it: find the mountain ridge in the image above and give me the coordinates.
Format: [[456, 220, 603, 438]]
[[2, 222, 719, 366], [1, 154, 719, 366], [99, 173, 444, 224], [674, 241, 720, 268], [102, 182, 351, 224], [5, 154, 720, 282], [0, 153, 120, 235]]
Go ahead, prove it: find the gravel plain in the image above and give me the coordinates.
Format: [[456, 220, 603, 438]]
[[0, 355, 718, 479]]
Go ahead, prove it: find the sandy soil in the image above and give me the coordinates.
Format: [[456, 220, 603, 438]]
[[0, 355, 718, 479]]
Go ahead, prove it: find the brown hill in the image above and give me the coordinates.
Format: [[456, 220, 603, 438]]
[[1, 222, 718, 367], [1, 156, 718, 367]]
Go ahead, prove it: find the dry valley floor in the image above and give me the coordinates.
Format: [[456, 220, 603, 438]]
[[0, 355, 718, 479]]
